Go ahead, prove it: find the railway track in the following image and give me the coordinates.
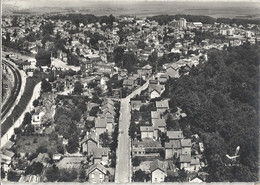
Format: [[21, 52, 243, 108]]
[[1, 60, 22, 121]]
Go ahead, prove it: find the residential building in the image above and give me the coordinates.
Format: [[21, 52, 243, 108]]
[[150, 160, 167, 183], [87, 163, 109, 183]]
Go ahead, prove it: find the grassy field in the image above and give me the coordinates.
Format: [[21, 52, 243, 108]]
[[1, 76, 41, 136]]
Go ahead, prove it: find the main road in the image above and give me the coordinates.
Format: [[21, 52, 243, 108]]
[[115, 79, 150, 183]]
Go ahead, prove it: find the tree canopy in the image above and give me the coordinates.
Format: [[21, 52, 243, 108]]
[[163, 43, 260, 182]]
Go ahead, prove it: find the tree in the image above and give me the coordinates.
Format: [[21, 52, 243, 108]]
[[57, 145, 65, 154], [7, 171, 20, 182], [23, 112, 32, 125], [24, 124, 34, 135], [100, 132, 112, 147], [114, 47, 125, 66], [59, 169, 78, 182], [36, 145, 48, 154], [89, 106, 100, 117], [41, 79, 52, 92], [1, 167, 5, 179], [133, 169, 146, 182], [79, 169, 86, 180], [73, 81, 83, 95], [46, 165, 60, 181], [33, 99, 39, 107], [35, 49, 51, 67], [137, 40, 146, 49], [66, 136, 79, 153], [14, 127, 22, 135], [25, 162, 44, 175], [132, 157, 141, 166]]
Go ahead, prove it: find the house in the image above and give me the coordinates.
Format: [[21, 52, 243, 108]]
[[89, 147, 109, 165], [1, 150, 15, 170], [95, 118, 107, 135], [150, 160, 167, 183], [180, 154, 191, 170], [152, 119, 166, 132], [189, 177, 203, 183], [137, 64, 153, 79], [53, 154, 62, 161], [158, 74, 168, 84], [140, 125, 156, 140], [31, 153, 50, 167], [167, 131, 184, 141], [165, 139, 182, 159], [181, 139, 191, 155], [32, 110, 45, 127], [132, 139, 163, 157], [86, 163, 109, 183], [155, 99, 169, 113], [149, 84, 165, 99], [81, 132, 99, 154], [123, 79, 135, 89], [131, 100, 142, 111], [151, 111, 161, 120], [190, 157, 201, 172]]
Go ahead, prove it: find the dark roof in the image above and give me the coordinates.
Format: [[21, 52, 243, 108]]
[[180, 154, 191, 163], [152, 119, 166, 128], [165, 140, 181, 149], [181, 139, 192, 147], [150, 159, 166, 173], [95, 118, 107, 128], [89, 147, 109, 159], [167, 131, 184, 139]]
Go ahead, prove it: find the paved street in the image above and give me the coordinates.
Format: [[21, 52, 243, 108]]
[[115, 80, 150, 183]]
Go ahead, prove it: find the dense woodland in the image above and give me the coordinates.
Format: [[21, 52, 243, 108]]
[[163, 43, 260, 181]]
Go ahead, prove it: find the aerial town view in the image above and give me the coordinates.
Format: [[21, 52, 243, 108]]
[[1, 0, 260, 183]]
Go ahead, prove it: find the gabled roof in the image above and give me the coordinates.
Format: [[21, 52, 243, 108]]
[[152, 119, 166, 128], [3, 141, 14, 150], [167, 131, 184, 140], [151, 111, 161, 119], [165, 140, 181, 149], [180, 154, 191, 163], [123, 79, 135, 86], [89, 147, 109, 159], [150, 159, 166, 173], [87, 163, 107, 175], [191, 157, 200, 165], [95, 118, 107, 128], [156, 100, 169, 108], [2, 150, 15, 158], [140, 126, 154, 132], [82, 132, 99, 144], [181, 139, 191, 147]]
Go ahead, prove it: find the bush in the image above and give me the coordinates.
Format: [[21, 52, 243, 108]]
[[132, 157, 141, 166]]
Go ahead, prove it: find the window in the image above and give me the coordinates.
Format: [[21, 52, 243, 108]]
[[155, 178, 157, 181], [91, 174, 94, 179], [99, 173, 103, 179]]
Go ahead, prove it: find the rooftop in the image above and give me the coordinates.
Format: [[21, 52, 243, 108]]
[[167, 130, 184, 139]]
